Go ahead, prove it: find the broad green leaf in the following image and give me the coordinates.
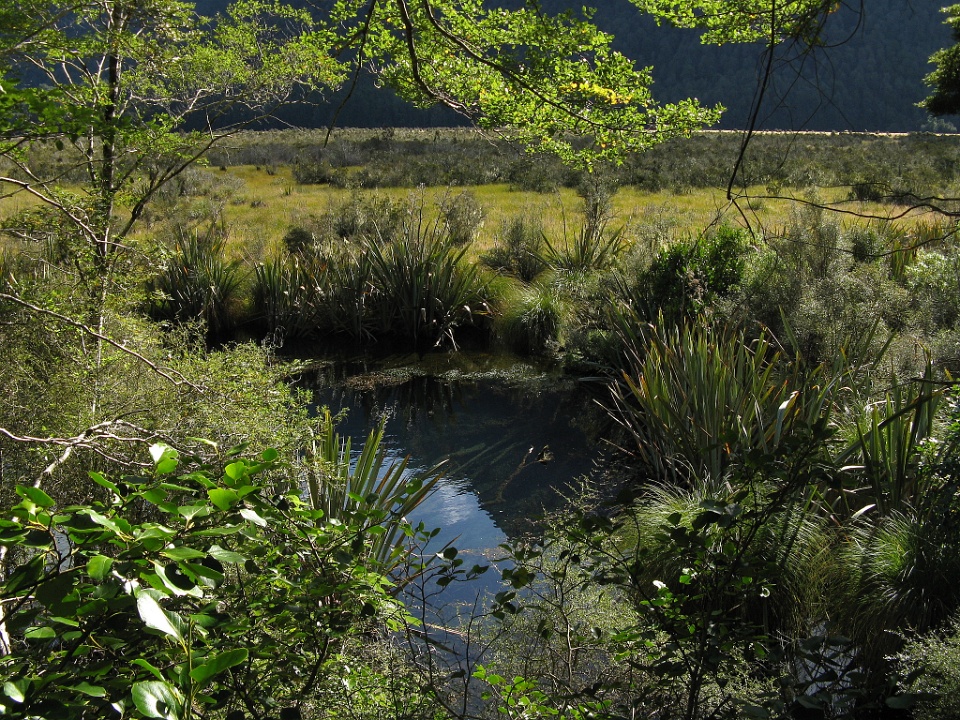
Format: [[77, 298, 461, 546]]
[[151, 445, 180, 476], [131, 681, 183, 720], [81, 509, 127, 536], [224, 461, 247, 481], [69, 682, 107, 698], [132, 658, 166, 682], [207, 545, 245, 564], [160, 547, 205, 561], [177, 503, 211, 522], [50, 616, 80, 627], [261, 448, 279, 462], [88, 471, 121, 495], [186, 561, 224, 588], [36, 573, 75, 611], [16, 485, 55, 509], [136, 591, 184, 644], [208, 488, 239, 511], [149, 443, 175, 465], [153, 562, 202, 598], [3, 680, 26, 704], [24, 626, 57, 640], [156, 457, 179, 475], [189, 648, 248, 687], [142, 488, 168, 505], [87, 554, 114, 582]]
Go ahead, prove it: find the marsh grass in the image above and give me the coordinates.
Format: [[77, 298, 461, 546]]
[[147, 226, 245, 335], [494, 278, 567, 355]]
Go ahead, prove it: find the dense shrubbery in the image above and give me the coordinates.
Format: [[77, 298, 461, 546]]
[[251, 197, 492, 351], [6, 128, 960, 720], [210, 129, 960, 201], [0, 440, 445, 720]]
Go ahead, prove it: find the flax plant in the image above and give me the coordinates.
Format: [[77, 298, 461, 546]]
[[148, 228, 243, 335], [365, 210, 490, 351], [608, 312, 839, 486], [836, 362, 945, 517], [252, 257, 318, 341], [305, 408, 443, 575]]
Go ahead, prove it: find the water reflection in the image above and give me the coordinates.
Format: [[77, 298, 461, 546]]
[[306, 365, 607, 544]]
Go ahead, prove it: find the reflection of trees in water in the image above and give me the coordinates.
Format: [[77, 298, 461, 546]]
[[305, 371, 609, 539]]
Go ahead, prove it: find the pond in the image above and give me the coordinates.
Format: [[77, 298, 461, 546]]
[[304, 353, 612, 562]]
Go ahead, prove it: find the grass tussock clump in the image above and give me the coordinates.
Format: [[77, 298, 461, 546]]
[[252, 197, 491, 351], [146, 226, 244, 337], [494, 278, 568, 356]]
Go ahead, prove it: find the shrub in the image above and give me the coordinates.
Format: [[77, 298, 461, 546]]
[[897, 619, 960, 720], [481, 213, 548, 282], [905, 245, 960, 331], [628, 225, 749, 323], [282, 226, 316, 254], [439, 190, 484, 247], [0, 444, 437, 720], [147, 227, 244, 335], [326, 191, 408, 242]]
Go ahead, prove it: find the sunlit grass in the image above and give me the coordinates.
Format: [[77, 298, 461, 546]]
[[0, 160, 942, 265], [214, 166, 922, 263]]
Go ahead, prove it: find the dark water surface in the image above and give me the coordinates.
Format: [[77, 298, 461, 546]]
[[305, 355, 610, 555]]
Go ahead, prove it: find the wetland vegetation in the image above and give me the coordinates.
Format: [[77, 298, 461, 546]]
[[5, 127, 960, 719], [4, 0, 960, 718]]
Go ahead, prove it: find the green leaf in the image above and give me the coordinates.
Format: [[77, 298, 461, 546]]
[[132, 681, 183, 720], [224, 461, 247, 481], [154, 562, 202, 597], [136, 591, 184, 644], [150, 444, 180, 475], [886, 695, 917, 710], [16, 485, 55, 509], [176, 503, 211, 522], [36, 573, 75, 611], [189, 648, 248, 687], [24, 626, 57, 640], [87, 554, 114, 582], [69, 682, 107, 698], [131, 658, 166, 682], [238, 508, 267, 527], [161, 547, 206, 561], [88, 471, 121, 495], [207, 545, 245, 564], [156, 457, 179, 475], [208, 488, 239, 511], [81, 509, 126, 536], [149, 443, 176, 465], [142, 488, 168, 505], [3, 680, 27, 704], [261, 448, 279, 462]]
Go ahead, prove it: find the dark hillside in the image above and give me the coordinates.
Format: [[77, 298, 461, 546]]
[[197, 0, 953, 131], [584, 0, 952, 132]]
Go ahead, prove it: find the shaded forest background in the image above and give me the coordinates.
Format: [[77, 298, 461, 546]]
[[193, 0, 957, 132]]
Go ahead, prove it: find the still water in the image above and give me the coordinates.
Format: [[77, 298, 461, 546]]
[[306, 357, 609, 556]]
